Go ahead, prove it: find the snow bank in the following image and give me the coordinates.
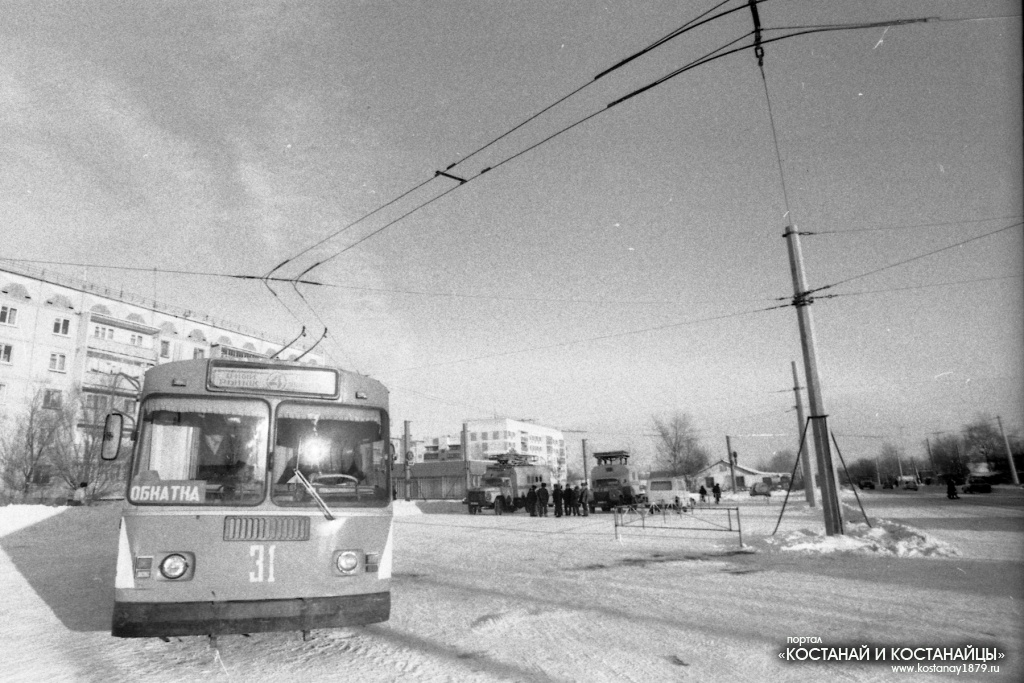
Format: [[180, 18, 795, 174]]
[[392, 500, 466, 516], [0, 504, 67, 537], [763, 518, 962, 558]]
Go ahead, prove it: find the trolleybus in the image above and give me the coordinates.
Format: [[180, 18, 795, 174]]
[[101, 358, 393, 638]]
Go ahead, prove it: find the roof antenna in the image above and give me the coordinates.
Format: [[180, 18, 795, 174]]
[[271, 326, 306, 360], [294, 328, 327, 361]]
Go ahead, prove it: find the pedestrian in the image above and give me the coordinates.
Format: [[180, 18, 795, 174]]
[[553, 483, 563, 517], [699, 485, 707, 504], [537, 482, 550, 517], [579, 484, 590, 516], [712, 482, 721, 504], [567, 485, 578, 516], [946, 476, 959, 500], [71, 482, 88, 506], [526, 485, 538, 517]]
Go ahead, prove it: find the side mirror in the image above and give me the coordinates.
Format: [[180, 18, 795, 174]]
[[101, 413, 125, 461]]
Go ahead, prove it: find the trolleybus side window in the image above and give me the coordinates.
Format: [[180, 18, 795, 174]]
[[272, 403, 389, 508], [130, 397, 269, 506]]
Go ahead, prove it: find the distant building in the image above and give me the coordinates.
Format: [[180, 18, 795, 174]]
[[464, 418, 565, 478], [417, 419, 566, 480], [0, 262, 321, 442], [693, 459, 788, 492]]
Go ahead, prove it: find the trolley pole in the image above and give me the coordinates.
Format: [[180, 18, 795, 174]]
[[784, 225, 843, 535], [792, 361, 816, 507], [997, 416, 1020, 486]]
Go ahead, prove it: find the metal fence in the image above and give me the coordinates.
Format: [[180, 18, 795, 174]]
[[613, 503, 744, 547]]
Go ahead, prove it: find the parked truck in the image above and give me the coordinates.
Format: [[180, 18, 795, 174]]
[[466, 458, 550, 514], [589, 450, 646, 512]]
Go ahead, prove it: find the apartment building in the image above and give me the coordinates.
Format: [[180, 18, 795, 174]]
[[0, 262, 320, 437], [464, 418, 566, 480]]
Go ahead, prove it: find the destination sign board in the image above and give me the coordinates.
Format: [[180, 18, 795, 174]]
[[208, 365, 339, 397], [130, 480, 206, 504]]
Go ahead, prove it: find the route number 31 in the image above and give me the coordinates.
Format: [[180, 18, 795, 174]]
[[249, 544, 276, 583]]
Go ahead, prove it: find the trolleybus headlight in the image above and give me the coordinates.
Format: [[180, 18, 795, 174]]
[[160, 553, 190, 579], [335, 550, 360, 574]]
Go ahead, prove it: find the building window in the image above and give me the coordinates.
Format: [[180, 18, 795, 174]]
[[53, 317, 71, 335], [160, 340, 171, 358], [193, 348, 205, 359], [49, 353, 67, 372], [43, 389, 62, 410], [492, 431, 500, 439], [0, 344, 12, 364], [0, 306, 17, 325], [470, 433, 477, 441], [129, 334, 143, 346], [94, 325, 114, 340]]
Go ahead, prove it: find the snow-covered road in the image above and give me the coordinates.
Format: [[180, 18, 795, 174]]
[[1, 493, 1021, 682]]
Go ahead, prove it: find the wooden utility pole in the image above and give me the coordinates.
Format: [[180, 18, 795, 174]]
[[792, 361, 816, 507], [725, 435, 736, 492]]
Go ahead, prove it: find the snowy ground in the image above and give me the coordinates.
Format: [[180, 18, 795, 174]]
[[1, 489, 1021, 682]]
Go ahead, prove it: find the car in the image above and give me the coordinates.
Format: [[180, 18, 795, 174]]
[[750, 482, 772, 497], [858, 480, 876, 490], [882, 481, 894, 489], [902, 479, 919, 491], [962, 476, 993, 494]]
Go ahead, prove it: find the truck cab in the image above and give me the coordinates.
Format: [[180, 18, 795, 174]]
[[589, 451, 645, 512], [466, 459, 549, 514]]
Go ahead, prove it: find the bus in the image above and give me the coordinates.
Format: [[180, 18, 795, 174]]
[[101, 358, 394, 639]]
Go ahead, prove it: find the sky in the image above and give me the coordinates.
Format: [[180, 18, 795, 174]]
[[1, 0, 1021, 471]]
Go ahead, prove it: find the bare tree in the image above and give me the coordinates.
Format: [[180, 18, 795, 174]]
[[878, 442, 903, 483], [0, 389, 63, 502], [47, 388, 125, 499], [651, 412, 709, 487]]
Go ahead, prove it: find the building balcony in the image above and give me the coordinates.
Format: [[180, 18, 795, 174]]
[[86, 336, 157, 362], [81, 370, 143, 395]]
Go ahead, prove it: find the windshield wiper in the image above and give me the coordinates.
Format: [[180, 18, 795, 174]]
[[293, 469, 335, 520]]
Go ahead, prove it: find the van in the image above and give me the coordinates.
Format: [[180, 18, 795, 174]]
[[646, 477, 689, 509]]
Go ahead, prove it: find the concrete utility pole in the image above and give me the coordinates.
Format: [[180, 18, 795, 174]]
[[792, 361, 816, 507], [997, 416, 1020, 486], [581, 439, 588, 487], [784, 225, 843, 535], [462, 423, 471, 495], [748, 0, 841, 534], [403, 420, 411, 502]]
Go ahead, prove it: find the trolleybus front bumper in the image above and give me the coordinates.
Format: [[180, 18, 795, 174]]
[[112, 592, 390, 638]]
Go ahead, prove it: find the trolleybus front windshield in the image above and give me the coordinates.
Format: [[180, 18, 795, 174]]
[[130, 398, 270, 506], [272, 403, 389, 508]]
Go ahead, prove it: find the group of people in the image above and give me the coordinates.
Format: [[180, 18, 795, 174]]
[[698, 483, 722, 504], [524, 482, 591, 517]]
